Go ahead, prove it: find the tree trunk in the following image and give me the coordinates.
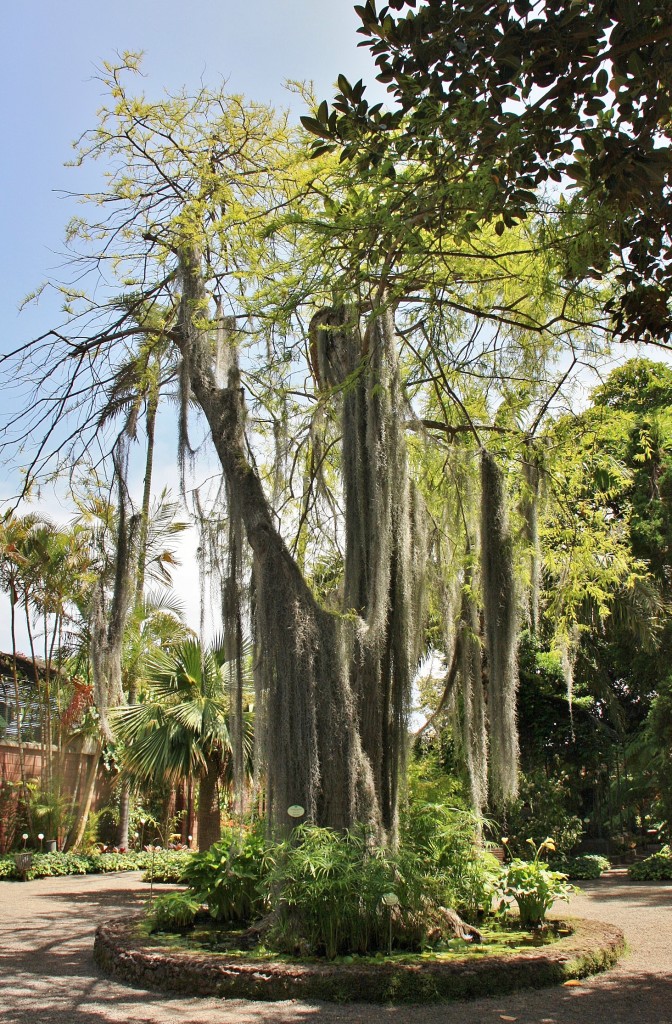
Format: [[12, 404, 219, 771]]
[[197, 758, 222, 851], [9, 587, 33, 832], [117, 387, 158, 850], [116, 785, 132, 851]]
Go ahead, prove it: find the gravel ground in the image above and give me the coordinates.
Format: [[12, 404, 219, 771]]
[[1, 868, 671, 1024]]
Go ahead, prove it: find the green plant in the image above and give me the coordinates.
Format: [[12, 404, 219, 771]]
[[183, 822, 269, 922], [0, 848, 193, 880], [142, 850, 192, 883], [265, 823, 406, 958], [263, 819, 492, 959], [628, 846, 672, 881], [149, 891, 200, 931], [550, 854, 610, 880], [401, 802, 499, 921], [498, 838, 576, 927], [502, 772, 583, 859]]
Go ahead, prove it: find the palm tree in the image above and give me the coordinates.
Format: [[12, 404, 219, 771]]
[[115, 589, 193, 847], [113, 638, 252, 850]]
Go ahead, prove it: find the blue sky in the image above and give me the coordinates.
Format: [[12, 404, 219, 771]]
[[1, 1, 376, 340], [0, 1, 381, 649]]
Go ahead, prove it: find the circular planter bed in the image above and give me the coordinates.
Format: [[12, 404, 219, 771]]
[[94, 916, 625, 1003]]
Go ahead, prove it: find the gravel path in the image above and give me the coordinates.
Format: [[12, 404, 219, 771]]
[[1, 868, 671, 1024]]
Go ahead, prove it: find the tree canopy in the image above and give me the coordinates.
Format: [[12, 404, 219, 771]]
[[306, 0, 672, 343]]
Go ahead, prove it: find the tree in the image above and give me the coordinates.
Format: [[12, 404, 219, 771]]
[[307, 0, 672, 343], [2, 56, 618, 839], [0, 60, 433, 838]]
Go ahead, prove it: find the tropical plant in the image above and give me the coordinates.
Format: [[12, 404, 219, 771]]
[[149, 891, 201, 931], [182, 821, 269, 923], [264, 823, 426, 959], [498, 838, 575, 927], [400, 802, 499, 921], [113, 638, 253, 849], [502, 772, 583, 860]]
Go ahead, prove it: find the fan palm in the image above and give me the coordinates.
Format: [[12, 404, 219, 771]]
[[113, 637, 252, 850]]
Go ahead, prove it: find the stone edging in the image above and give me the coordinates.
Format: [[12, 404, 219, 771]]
[[94, 916, 625, 1003]]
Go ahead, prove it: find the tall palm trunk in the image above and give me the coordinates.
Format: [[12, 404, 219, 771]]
[[117, 381, 159, 850], [9, 584, 33, 832], [197, 757, 222, 851]]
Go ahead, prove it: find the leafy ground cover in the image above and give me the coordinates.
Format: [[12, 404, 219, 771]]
[[550, 855, 611, 880], [0, 849, 191, 882]]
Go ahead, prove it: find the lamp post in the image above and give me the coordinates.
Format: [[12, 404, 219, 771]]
[[22, 833, 28, 850], [37, 833, 44, 853]]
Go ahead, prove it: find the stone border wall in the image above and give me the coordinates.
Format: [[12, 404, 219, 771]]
[[94, 916, 625, 1004]]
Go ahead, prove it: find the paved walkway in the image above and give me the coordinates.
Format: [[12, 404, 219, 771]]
[[1, 869, 671, 1024]]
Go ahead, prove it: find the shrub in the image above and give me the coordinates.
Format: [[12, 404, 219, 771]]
[[0, 848, 191, 880], [265, 818, 497, 959], [183, 822, 269, 923], [0, 856, 17, 879], [498, 839, 576, 927], [628, 846, 672, 881], [149, 891, 200, 931], [550, 854, 610, 880], [265, 823, 425, 958]]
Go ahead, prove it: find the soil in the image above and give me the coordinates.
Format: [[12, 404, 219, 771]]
[[1, 868, 671, 1024]]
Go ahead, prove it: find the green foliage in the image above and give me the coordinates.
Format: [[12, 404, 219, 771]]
[[549, 855, 610, 880], [173, 813, 498, 958], [182, 823, 269, 923], [142, 851, 192, 884], [498, 839, 576, 927], [321, 1, 672, 342], [0, 852, 93, 880], [0, 848, 191, 881], [502, 772, 583, 860], [265, 815, 498, 958], [628, 847, 672, 881], [265, 823, 426, 959], [592, 360, 672, 415], [401, 803, 499, 921], [644, 679, 672, 839], [149, 891, 200, 931], [406, 742, 467, 807]]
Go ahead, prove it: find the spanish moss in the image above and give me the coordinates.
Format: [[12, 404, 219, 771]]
[[177, 248, 427, 838], [458, 580, 488, 817]]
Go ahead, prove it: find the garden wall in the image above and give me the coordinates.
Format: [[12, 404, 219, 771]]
[[0, 739, 111, 811]]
